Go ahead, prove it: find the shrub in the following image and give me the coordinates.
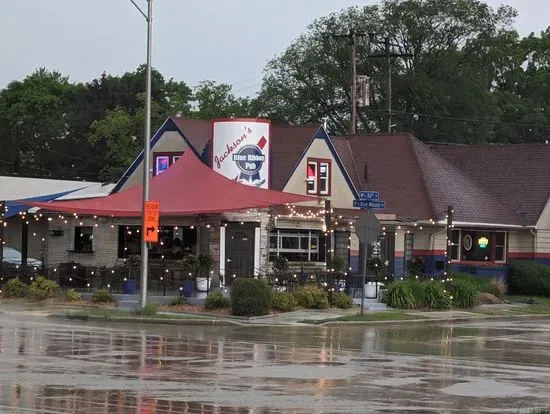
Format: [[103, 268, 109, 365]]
[[449, 278, 478, 309], [170, 297, 188, 306], [509, 261, 550, 296], [332, 291, 353, 309], [451, 273, 482, 288], [271, 291, 298, 312], [92, 288, 116, 304], [29, 276, 60, 301], [293, 285, 329, 309], [205, 291, 230, 309], [65, 288, 82, 303], [272, 256, 289, 273], [135, 303, 157, 316], [2, 277, 29, 298], [384, 281, 416, 309], [231, 278, 272, 316], [490, 277, 508, 298], [423, 281, 452, 309], [405, 280, 426, 306]]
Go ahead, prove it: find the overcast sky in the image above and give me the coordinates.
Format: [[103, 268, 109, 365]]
[[1, 0, 548, 95]]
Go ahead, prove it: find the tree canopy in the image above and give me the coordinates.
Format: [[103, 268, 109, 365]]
[[0, 0, 549, 183]]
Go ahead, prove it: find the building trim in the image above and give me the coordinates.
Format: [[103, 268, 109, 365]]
[[437, 220, 534, 229], [111, 117, 202, 193], [283, 126, 359, 199]]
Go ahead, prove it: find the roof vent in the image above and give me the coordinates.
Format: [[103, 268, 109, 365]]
[[363, 162, 368, 180]]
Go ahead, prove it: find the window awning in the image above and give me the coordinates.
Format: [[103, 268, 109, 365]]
[[19, 151, 319, 217]]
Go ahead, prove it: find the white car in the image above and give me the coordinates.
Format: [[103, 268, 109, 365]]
[[2, 247, 42, 268]]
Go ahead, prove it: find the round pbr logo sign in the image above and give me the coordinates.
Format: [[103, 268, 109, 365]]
[[232, 145, 266, 182]]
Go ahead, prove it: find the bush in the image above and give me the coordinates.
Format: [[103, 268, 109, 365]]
[[92, 288, 116, 304], [231, 278, 272, 317], [423, 281, 452, 309], [490, 277, 508, 298], [29, 276, 60, 301], [135, 303, 157, 316], [451, 273, 482, 288], [65, 288, 82, 303], [205, 291, 230, 309], [271, 291, 298, 312], [405, 280, 426, 305], [293, 285, 329, 309], [332, 291, 353, 309], [2, 277, 29, 298], [449, 278, 478, 308], [170, 297, 188, 306], [509, 261, 550, 296], [384, 281, 416, 309]]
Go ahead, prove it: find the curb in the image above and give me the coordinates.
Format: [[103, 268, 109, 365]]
[[319, 313, 550, 327], [50, 313, 246, 326]]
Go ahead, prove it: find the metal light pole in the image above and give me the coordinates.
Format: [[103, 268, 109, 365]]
[[129, 0, 153, 309]]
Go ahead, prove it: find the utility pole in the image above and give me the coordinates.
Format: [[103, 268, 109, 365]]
[[368, 37, 413, 133], [129, 0, 153, 309], [331, 29, 368, 136], [0, 201, 5, 283], [444, 205, 453, 279]]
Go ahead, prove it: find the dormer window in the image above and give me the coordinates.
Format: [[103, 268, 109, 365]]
[[154, 152, 183, 176], [306, 158, 331, 196]]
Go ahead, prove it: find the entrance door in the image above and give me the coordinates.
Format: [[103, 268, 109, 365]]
[[225, 225, 255, 280]]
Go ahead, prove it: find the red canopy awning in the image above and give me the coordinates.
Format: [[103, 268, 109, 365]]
[[21, 151, 318, 217]]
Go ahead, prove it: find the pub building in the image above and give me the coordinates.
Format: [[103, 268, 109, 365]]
[[7, 117, 550, 292]]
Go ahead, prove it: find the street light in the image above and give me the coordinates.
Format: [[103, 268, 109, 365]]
[[129, 0, 153, 309]]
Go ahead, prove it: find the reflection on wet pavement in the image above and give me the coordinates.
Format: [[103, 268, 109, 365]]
[[1, 315, 550, 413]]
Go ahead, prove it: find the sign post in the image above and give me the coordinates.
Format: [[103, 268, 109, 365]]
[[355, 191, 385, 315], [144, 201, 160, 243]]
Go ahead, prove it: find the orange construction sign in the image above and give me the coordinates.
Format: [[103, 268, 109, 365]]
[[144, 201, 160, 243]]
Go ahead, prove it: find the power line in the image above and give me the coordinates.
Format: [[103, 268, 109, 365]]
[[365, 109, 550, 129]]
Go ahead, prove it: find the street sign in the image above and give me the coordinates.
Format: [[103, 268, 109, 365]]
[[144, 200, 160, 243], [359, 191, 379, 200], [355, 209, 382, 245], [353, 200, 385, 209]]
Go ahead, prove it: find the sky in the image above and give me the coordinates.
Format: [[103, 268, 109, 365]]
[[1, 0, 548, 96]]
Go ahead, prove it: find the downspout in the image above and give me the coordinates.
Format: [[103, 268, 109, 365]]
[[530, 229, 537, 261], [429, 227, 447, 273]]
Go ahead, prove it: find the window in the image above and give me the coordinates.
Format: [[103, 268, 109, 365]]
[[450, 230, 460, 261], [118, 225, 197, 259], [74, 226, 93, 253], [154, 152, 184, 176], [495, 232, 506, 262], [449, 230, 506, 263], [269, 229, 326, 262], [306, 158, 331, 196]]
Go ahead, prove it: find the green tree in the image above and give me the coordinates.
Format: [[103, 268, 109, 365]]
[[192, 80, 255, 119], [258, 0, 518, 143], [0, 68, 76, 176], [88, 108, 141, 181]]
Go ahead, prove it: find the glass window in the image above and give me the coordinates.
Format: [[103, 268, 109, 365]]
[[450, 230, 460, 261], [461, 230, 492, 262], [118, 225, 197, 259], [74, 226, 93, 253], [268, 229, 324, 263], [306, 162, 317, 194], [153, 152, 184, 176], [495, 232, 506, 262], [306, 159, 331, 196], [319, 162, 330, 195]]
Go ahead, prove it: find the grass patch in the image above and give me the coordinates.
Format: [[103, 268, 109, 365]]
[[299, 311, 422, 324], [67, 308, 211, 320], [505, 296, 550, 315]]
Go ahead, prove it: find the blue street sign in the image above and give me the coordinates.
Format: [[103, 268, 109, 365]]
[[353, 199, 385, 209], [359, 191, 379, 200]]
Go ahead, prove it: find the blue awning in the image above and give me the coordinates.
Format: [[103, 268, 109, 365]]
[[6, 189, 83, 218]]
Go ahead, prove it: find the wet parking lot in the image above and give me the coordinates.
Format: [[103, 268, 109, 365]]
[[1, 314, 550, 413]]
